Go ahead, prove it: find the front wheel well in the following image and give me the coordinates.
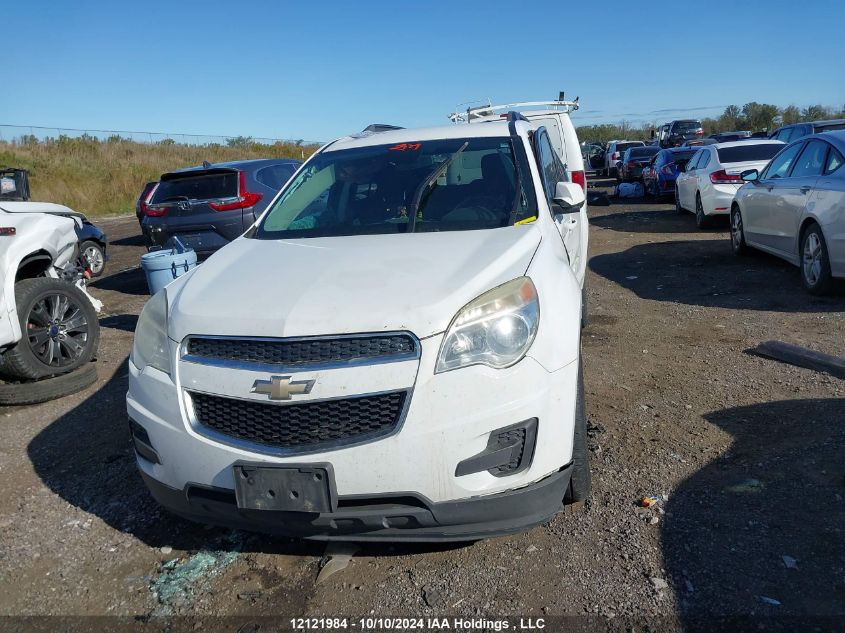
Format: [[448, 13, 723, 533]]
[[16, 251, 53, 282]]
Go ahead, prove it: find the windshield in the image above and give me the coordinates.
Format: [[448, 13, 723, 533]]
[[717, 144, 782, 163], [253, 137, 536, 239], [674, 121, 702, 133]]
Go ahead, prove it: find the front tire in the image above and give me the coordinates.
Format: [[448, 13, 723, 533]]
[[80, 240, 106, 277], [730, 205, 750, 255], [565, 359, 591, 504], [800, 223, 835, 295], [0, 278, 100, 380]]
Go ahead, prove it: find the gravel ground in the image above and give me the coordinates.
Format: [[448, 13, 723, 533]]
[[0, 176, 843, 631]]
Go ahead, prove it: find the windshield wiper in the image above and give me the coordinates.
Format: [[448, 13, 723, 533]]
[[408, 141, 468, 232]]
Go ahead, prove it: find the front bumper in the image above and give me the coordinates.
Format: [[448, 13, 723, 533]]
[[139, 465, 571, 542], [127, 333, 579, 540]]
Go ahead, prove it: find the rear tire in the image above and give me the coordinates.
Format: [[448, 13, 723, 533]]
[[0, 278, 100, 380], [675, 186, 685, 214], [565, 359, 591, 504], [800, 223, 835, 295], [695, 193, 711, 228]]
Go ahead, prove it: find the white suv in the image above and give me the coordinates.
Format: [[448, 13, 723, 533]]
[[128, 113, 590, 541]]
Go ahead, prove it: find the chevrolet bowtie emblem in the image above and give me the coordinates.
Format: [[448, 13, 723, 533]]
[[251, 376, 315, 401]]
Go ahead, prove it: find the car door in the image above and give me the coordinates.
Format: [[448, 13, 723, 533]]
[[771, 139, 828, 256], [535, 128, 584, 281], [808, 146, 845, 275], [678, 150, 701, 209], [742, 141, 805, 250]]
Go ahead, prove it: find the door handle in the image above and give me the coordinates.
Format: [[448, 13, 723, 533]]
[[800, 186, 811, 194]]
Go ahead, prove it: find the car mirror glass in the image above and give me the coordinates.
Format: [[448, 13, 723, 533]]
[[740, 169, 759, 182]]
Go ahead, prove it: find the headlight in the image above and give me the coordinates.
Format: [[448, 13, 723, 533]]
[[436, 277, 539, 373], [131, 290, 172, 375]]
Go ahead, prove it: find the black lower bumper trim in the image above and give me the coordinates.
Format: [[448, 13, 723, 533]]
[[139, 465, 572, 542]]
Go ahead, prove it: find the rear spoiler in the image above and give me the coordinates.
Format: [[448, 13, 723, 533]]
[[160, 167, 239, 181]]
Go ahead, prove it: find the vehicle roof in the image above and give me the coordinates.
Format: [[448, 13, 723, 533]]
[[327, 121, 517, 152], [780, 118, 845, 129], [665, 146, 699, 153], [817, 129, 845, 149], [611, 140, 644, 145], [671, 119, 703, 123], [171, 158, 300, 174], [712, 139, 784, 149]]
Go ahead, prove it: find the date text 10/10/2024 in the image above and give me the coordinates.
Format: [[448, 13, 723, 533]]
[[290, 617, 547, 630]]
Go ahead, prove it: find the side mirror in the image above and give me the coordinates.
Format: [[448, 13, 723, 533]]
[[553, 182, 586, 213], [740, 169, 759, 182]]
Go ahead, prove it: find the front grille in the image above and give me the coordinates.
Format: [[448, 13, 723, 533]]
[[186, 334, 417, 367], [190, 391, 407, 452]]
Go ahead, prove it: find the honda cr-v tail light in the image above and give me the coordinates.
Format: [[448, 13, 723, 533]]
[[208, 171, 263, 211]]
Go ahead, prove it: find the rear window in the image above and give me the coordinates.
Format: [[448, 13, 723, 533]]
[[629, 147, 660, 158], [616, 142, 644, 153], [151, 171, 239, 203], [668, 150, 698, 161], [717, 144, 782, 164], [816, 122, 845, 132], [674, 121, 702, 132]]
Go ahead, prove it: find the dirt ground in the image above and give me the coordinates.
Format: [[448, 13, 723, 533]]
[[1, 176, 843, 631]]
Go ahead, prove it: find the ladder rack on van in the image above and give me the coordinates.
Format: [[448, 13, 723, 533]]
[[449, 97, 580, 123]]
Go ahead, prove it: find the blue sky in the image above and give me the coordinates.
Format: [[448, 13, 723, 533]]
[[3, 0, 844, 142]]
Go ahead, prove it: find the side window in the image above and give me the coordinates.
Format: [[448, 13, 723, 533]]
[[762, 142, 803, 179], [698, 150, 711, 170], [790, 140, 829, 179], [775, 128, 793, 143], [686, 151, 702, 171], [825, 147, 844, 174], [256, 164, 295, 190], [535, 131, 558, 206]]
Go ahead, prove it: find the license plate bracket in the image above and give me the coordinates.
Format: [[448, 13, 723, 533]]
[[233, 464, 336, 513]]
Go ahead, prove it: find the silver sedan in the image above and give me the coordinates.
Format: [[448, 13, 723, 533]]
[[730, 130, 845, 294]]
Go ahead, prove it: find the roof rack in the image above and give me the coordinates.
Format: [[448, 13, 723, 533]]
[[449, 93, 580, 123]]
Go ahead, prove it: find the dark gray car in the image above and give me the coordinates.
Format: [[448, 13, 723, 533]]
[[140, 158, 301, 255]]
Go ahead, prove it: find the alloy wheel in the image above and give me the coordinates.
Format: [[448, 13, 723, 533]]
[[803, 232, 823, 287], [83, 245, 105, 275], [26, 292, 90, 368], [731, 210, 743, 249]]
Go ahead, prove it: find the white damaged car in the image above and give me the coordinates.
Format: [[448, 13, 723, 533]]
[[128, 114, 590, 541], [0, 201, 101, 395]]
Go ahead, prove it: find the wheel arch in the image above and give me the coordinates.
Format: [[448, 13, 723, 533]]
[[16, 250, 54, 282], [798, 216, 824, 255]]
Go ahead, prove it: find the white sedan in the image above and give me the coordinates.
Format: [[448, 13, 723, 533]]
[[731, 130, 845, 294], [675, 140, 784, 228]]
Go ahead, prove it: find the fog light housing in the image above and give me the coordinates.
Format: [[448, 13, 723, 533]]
[[455, 419, 538, 478]]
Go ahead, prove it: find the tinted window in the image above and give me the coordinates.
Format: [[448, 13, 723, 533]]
[[616, 142, 644, 154], [716, 144, 783, 164], [256, 164, 296, 190], [151, 170, 238, 203], [825, 147, 844, 174], [629, 147, 660, 159], [673, 121, 702, 133], [816, 122, 845, 132], [790, 140, 828, 178], [255, 137, 536, 239], [698, 150, 711, 169], [762, 143, 803, 179]]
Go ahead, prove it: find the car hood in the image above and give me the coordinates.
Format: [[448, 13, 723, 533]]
[[167, 227, 541, 341], [0, 201, 86, 220]]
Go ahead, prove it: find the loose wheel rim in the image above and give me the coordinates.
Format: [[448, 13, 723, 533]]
[[84, 245, 104, 274], [803, 233, 822, 286], [731, 211, 743, 248], [25, 292, 89, 368]]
